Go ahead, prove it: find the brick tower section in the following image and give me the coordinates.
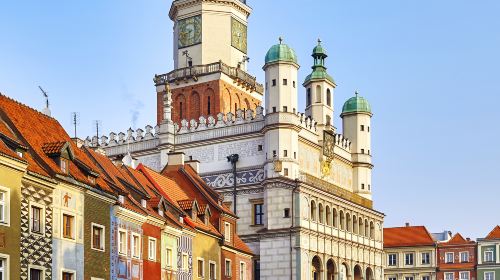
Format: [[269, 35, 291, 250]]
[[157, 79, 261, 125]]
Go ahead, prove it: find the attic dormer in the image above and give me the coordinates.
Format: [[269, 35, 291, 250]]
[[178, 199, 199, 220], [198, 205, 212, 225], [42, 141, 75, 174]]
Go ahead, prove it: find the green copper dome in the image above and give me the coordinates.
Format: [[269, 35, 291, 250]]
[[304, 39, 335, 85], [265, 38, 298, 65], [342, 92, 372, 115]]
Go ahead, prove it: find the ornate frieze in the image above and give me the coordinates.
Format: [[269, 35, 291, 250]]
[[203, 168, 264, 188]]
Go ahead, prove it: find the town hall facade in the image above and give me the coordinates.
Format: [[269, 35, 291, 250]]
[[88, 0, 385, 279]]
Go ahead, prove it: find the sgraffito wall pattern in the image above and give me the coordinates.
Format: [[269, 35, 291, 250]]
[[20, 182, 53, 280]]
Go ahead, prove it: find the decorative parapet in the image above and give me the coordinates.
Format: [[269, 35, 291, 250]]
[[334, 133, 351, 152], [154, 61, 264, 94], [299, 172, 372, 209]]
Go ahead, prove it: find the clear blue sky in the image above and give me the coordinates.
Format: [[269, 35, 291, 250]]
[[1, 0, 499, 239]]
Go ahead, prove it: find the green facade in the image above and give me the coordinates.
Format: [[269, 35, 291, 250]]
[[84, 193, 112, 280], [477, 239, 500, 280]]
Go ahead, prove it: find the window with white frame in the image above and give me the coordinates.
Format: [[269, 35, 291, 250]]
[[62, 213, 75, 239], [148, 238, 156, 261], [62, 271, 74, 280], [445, 252, 454, 263], [405, 253, 414, 265], [224, 222, 231, 242], [389, 277, 396, 280], [421, 252, 430, 264], [239, 262, 246, 280], [459, 272, 469, 280], [485, 272, 494, 280], [197, 258, 205, 278], [131, 233, 140, 259], [445, 273, 454, 280], [460, 252, 469, 263], [0, 257, 6, 280], [405, 277, 414, 280], [30, 204, 43, 234], [209, 261, 216, 280], [29, 267, 43, 280], [485, 251, 494, 262], [118, 229, 127, 255], [91, 224, 105, 251], [166, 248, 173, 267], [422, 276, 430, 280], [388, 254, 397, 266], [224, 259, 231, 277], [182, 253, 189, 271], [0, 188, 9, 226]]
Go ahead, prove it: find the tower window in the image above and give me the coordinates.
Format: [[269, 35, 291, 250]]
[[294, 152, 296, 159], [361, 125, 365, 131], [326, 89, 331, 106], [207, 96, 211, 115], [180, 102, 183, 119], [368, 150, 370, 155], [361, 149, 365, 154], [368, 126, 370, 132], [283, 208, 290, 218], [293, 81, 296, 88], [326, 115, 331, 126], [257, 145, 263, 151], [368, 185, 371, 190], [284, 150, 288, 157], [272, 79, 276, 86], [283, 106, 288, 112], [283, 79, 288, 86], [272, 150, 277, 157], [284, 168, 289, 176], [306, 88, 311, 106], [272, 107, 276, 113], [361, 184, 365, 190]]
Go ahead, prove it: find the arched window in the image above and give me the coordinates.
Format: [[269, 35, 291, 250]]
[[191, 91, 200, 118], [340, 210, 345, 230], [370, 221, 375, 239], [223, 90, 231, 113], [318, 203, 324, 224], [333, 208, 338, 228], [353, 215, 358, 234], [310, 201, 317, 221], [325, 206, 331, 226], [359, 217, 364, 236], [207, 96, 211, 115], [316, 85, 322, 103], [234, 103, 238, 114], [364, 219, 369, 237], [179, 102, 183, 119], [326, 115, 331, 126], [175, 94, 187, 121], [307, 88, 311, 106], [326, 89, 331, 106], [346, 213, 352, 232]]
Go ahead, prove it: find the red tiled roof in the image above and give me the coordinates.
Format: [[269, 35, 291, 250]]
[[234, 235, 253, 255], [485, 225, 500, 240], [384, 226, 435, 248], [445, 233, 474, 245], [41, 141, 67, 155], [178, 200, 195, 210]]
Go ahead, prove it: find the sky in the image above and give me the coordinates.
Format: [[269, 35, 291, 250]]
[[1, 0, 499, 239]]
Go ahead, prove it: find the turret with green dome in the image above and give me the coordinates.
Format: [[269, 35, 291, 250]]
[[303, 39, 335, 85], [341, 91, 372, 116], [264, 37, 298, 66]]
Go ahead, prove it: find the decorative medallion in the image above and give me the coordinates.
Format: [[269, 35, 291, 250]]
[[320, 158, 332, 178], [273, 159, 283, 172], [231, 17, 247, 53], [323, 130, 335, 160], [178, 15, 202, 48]]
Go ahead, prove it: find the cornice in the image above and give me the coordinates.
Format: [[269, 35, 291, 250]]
[[114, 205, 147, 225], [169, 0, 252, 20]]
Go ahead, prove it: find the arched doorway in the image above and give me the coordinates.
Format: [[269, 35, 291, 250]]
[[312, 256, 322, 280], [339, 263, 348, 280], [354, 265, 362, 280], [365, 267, 374, 280], [326, 259, 335, 280]]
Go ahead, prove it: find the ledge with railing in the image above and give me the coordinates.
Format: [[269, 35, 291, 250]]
[[154, 61, 264, 94]]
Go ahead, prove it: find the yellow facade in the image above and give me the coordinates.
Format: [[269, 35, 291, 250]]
[[192, 231, 222, 280]]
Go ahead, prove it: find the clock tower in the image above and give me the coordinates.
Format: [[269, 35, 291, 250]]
[[155, 0, 263, 125]]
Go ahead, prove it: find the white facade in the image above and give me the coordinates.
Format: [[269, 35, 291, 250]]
[[89, 1, 385, 279]]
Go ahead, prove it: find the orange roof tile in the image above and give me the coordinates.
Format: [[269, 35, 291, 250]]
[[234, 235, 253, 255], [178, 200, 195, 210], [41, 141, 67, 155], [485, 225, 500, 240], [444, 233, 475, 245], [384, 226, 435, 248]]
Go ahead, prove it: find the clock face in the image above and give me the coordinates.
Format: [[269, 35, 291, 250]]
[[323, 130, 335, 159], [231, 18, 247, 53], [178, 15, 202, 48]]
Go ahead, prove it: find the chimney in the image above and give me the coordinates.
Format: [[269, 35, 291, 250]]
[[466, 238, 470, 241], [405, 222, 410, 227], [168, 152, 185, 166], [186, 159, 200, 173], [72, 138, 84, 148], [118, 195, 125, 204], [141, 199, 147, 208]]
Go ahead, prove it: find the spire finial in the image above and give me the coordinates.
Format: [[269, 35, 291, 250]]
[[279, 36, 283, 44], [355, 90, 359, 96], [318, 38, 322, 45]]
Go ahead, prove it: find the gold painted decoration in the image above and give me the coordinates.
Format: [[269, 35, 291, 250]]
[[273, 159, 282, 172], [320, 159, 331, 177], [323, 130, 335, 160], [231, 18, 248, 53], [178, 15, 202, 48]]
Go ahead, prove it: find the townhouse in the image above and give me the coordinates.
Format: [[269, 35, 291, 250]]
[[384, 225, 437, 280], [477, 226, 500, 280], [437, 233, 476, 280]]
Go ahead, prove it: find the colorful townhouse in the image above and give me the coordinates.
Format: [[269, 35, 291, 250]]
[[437, 233, 476, 280], [137, 152, 254, 280], [477, 226, 500, 280], [384, 224, 437, 280]]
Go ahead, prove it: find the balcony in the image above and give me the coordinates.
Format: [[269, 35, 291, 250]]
[[154, 61, 264, 94]]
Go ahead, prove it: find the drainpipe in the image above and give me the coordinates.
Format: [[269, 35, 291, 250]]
[[290, 179, 300, 280], [227, 154, 239, 215]]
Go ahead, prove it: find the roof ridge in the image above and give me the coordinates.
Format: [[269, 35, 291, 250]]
[[0, 93, 58, 122], [485, 225, 500, 240]]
